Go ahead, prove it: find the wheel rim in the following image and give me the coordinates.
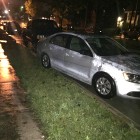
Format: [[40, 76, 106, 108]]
[[96, 77, 112, 95], [42, 55, 49, 67]]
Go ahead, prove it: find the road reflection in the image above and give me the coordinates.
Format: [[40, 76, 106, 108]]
[[10, 35, 23, 44], [0, 43, 19, 116], [0, 43, 18, 83]]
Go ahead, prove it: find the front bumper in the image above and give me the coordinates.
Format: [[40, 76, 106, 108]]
[[116, 79, 140, 99]]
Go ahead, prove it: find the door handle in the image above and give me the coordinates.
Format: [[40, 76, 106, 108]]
[[66, 53, 69, 56]]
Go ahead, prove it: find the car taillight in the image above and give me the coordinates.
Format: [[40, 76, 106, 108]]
[[37, 35, 45, 39]]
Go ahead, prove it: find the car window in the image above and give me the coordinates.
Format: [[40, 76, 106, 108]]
[[50, 35, 68, 48], [70, 37, 93, 57], [70, 37, 81, 52], [9, 22, 21, 29], [32, 20, 58, 30], [86, 37, 128, 56]]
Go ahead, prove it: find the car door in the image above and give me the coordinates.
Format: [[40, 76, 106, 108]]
[[22, 21, 33, 43], [49, 34, 68, 70], [65, 36, 93, 81]]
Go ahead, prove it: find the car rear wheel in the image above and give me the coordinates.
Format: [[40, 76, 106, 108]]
[[41, 53, 50, 68], [93, 74, 116, 99]]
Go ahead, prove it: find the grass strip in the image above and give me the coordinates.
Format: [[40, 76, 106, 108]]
[[3, 42, 140, 140]]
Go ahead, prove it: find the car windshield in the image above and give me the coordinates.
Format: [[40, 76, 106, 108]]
[[9, 22, 21, 29], [86, 37, 128, 56]]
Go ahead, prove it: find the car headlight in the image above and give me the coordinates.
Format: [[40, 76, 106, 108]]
[[123, 72, 140, 84]]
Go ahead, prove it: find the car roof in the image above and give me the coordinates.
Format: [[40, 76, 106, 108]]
[[32, 19, 56, 23], [52, 31, 109, 40]]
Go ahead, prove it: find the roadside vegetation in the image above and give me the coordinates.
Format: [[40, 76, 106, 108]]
[[3, 42, 140, 140]]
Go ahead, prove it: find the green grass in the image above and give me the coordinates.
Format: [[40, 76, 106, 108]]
[[3, 42, 140, 140]]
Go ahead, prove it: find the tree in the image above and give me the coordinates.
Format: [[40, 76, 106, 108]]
[[24, 0, 53, 18], [24, 0, 137, 29], [25, 0, 36, 17], [51, 0, 87, 28]]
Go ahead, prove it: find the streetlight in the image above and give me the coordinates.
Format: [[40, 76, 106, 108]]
[[20, 6, 24, 12], [117, 16, 123, 28], [4, 9, 9, 14]]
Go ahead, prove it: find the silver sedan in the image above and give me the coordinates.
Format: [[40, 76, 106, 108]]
[[37, 32, 140, 99]]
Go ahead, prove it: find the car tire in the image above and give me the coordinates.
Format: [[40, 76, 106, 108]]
[[41, 53, 51, 68], [93, 74, 116, 99]]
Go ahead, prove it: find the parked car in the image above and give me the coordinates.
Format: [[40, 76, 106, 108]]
[[5, 21, 22, 35], [122, 28, 140, 40], [0, 28, 16, 43], [0, 19, 10, 30], [22, 19, 61, 51], [37, 32, 140, 99]]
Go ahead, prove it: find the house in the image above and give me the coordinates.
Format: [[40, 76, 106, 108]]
[[123, 10, 140, 28]]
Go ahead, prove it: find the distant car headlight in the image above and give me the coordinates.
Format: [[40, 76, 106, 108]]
[[123, 72, 140, 84]]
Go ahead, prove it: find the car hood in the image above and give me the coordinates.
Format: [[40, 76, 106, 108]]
[[102, 53, 140, 73]]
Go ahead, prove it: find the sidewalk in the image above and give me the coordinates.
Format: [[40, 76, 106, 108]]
[[0, 43, 45, 140]]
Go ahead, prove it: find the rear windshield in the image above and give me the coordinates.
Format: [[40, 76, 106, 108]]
[[32, 20, 58, 30]]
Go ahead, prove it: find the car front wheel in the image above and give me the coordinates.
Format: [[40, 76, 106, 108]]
[[41, 53, 51, 68], [93, 74, 116, 99]]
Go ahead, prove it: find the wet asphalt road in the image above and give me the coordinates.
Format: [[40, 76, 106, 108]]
[[1, 33, 140, 131], [0, 44, 17, 83]]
